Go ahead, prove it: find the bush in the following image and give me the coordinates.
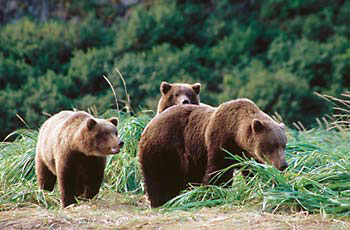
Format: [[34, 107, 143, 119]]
[[114, 2, 186, 52], [0, 0, 348, 138], [66, 47, 114, 97], [112, 43, 215, 110], [0, 54, 35, 90], [19, 71, 72, 128], [210, 22, 259, 67], [74, 13, 115, 50], [0, 18, 76, 74], [114, 1, 211, 52], [219, 60, 330, 126], [302, 13, 333, 42]]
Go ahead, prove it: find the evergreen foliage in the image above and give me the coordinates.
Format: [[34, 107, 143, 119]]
[[0, 0, 349, 138]]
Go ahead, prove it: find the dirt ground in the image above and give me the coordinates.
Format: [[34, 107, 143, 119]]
[[1, 194, 349, 230]]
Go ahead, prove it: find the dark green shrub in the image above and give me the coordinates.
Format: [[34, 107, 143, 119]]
[[0, 0, 348, 139], [267, 34, 295, 67], [210, 22, 259, 67], [112, 43, 215, 110], [74, 13, 115, 50], [219, 60, 330, 126], [0, 18, 76, 74], [115, 2, 185, 52], [20, 71, 72, 128], [0, 90, 25, 139], [302, 13, 333, 42], [66, 47, 114, 97], [114, 1, 211, 52], [72, 92, 116, 113], [0, 54, 35, 89]]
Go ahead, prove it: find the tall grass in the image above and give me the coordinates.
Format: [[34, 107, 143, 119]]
[[162, 128, 350, 215], [0, 129, 60, 209], [0, 112, 151, 210], [103, 112, 151, 193], [1, 94, 350, 215]]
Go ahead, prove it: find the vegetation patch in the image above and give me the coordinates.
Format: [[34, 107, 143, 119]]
[[1, 112, 350, 217]]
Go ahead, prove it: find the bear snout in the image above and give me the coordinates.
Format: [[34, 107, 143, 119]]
[[182, 99, 190, 104], [118, 140, 124, 148], [280, 161, 288, 171]]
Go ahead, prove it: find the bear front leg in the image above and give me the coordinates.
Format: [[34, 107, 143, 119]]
[[35, 156, 56, 191], [57, 161, 78, 208], [81, 156, 105, 199], [203, 149, 234, 186]]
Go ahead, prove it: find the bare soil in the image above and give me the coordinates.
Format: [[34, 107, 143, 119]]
[[1, 194, 349, 230]]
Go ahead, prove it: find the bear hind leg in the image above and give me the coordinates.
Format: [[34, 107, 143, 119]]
[[144, 174, 183, 208], [147, 186, 181, 208], [36, 158, 56, 191]]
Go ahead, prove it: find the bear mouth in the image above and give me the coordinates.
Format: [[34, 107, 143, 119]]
[[110, 147, 120, 154]]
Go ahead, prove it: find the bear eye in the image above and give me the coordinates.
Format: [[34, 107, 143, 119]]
[[174, 93, 179, 97]]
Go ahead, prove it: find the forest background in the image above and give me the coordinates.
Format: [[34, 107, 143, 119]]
[[0, 0, 349, 139]]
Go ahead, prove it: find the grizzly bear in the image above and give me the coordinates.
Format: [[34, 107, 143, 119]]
[[35, 111, 124, 208], [157, 81, 201, 114], [139, 98, 288, 207]]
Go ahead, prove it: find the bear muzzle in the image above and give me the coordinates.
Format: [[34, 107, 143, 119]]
[[111, 147, 120, 154], [273, 158, 288, 171], [178, 95, 190, 105], [110, 141, 124, 154], [279, 161, 289, 171], [182, 99, 190, 104]]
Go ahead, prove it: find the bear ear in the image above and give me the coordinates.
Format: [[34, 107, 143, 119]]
[[192, 83, 201, 95], [280, 123, 285, 130], [160, 81, 172, 95], [87, 118, 97, 131], [252, 119, 264, 133], [109, 117, 119, 127]]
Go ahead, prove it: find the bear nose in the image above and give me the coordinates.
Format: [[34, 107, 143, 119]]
[[119, 141, 124, 148], [182, 99, 190, 104], [280, 162, 288, 171]]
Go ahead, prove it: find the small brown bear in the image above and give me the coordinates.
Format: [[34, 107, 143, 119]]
[[139, 98, 288, 207], [35, 111, 124, 207], [157, 81, 201, 114]]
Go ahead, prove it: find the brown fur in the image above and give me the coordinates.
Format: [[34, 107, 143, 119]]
[[35, 111, 123, 207], [157, 81, 201, 114], [139, 98, 288, 207]]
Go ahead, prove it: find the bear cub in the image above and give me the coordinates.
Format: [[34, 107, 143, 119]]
[[157, 81, 201, 114], [35, 110, 124, 207], [139, 98, 288, 207]]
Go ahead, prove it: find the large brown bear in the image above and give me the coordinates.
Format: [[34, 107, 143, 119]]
[[139, 98, 288, 207], [157, 81, 201, 114], [35, 111, 124, 207]]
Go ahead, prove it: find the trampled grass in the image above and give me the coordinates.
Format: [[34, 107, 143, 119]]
[[1, 111, 350, 216]]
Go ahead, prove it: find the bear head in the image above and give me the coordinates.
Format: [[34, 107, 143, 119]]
[[249, 119, 288, 171], [157, 81, 201, 114], [81, 117, 124, 157]]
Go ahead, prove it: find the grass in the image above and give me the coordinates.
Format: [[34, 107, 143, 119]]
[[1, 108, 350, 218], [163, 128, 350, 216], [0, 110, 151, 210]]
